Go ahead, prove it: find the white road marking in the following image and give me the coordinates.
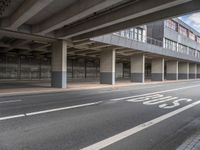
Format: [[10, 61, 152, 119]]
[[0, 99, 22, 104], [0, 114, 25, 121], [110, 84, 200, 102], [81, 100, 200, 150], [127, 94, 163, 102], [26, 101, 102, 116], [143, 96, 178, 105], [0, 101, 102, 121], [159, 98, 192, 109], [127, 94, 193, 109]]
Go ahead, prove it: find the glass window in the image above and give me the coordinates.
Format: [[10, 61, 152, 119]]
[[197, 37, 200, 43], [196, 51, 200, 58], [130, 28, 134, 39], [164, 38, 177, 51], [188, 47, 196, 56], [166, 20, 177, 31], [189, 31, 195, 41], [179, 25, 188, 36], [134, 27, 143, 42], [178, 44, 188, 54], [113, 27, 145, 42]]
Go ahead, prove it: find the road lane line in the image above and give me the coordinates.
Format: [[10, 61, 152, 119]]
[[26, 101, 102, 116], [0, 114, 25, 121], [110, 84, 200, 102], [0, 99, 22, 104], [0, 101, 102, 121], [81, 100, 200, 150]]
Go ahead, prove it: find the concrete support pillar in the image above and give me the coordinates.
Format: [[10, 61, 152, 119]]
[[100, 49, 115, 84], [51, 40, 67, 88], [151, 58, 164, 81], [178, 62, 189, 80], [130, 54, 145, 82], [166, 60, 178, 80], [189, 63, 197, 79], [197, 64, 200, 78]]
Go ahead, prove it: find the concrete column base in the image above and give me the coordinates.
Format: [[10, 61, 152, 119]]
[[178, 74, 188, 80], [131, 73, 144, 82], [166, 73, 177, 80], [51, 71, 67, 88], [100, 72, 115, 85], [151, 73, 164, 81]]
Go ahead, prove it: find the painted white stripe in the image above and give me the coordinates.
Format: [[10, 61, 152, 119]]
[[0, 101, 102, 121], [81, 100, 200, 150], [0, 114, 25, 121], [0, 99, 22, 104], [110, 84, 200, 102], [26, 101, 102, 116]]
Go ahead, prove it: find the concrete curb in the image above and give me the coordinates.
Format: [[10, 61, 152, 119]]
[[0, 79, 199, 97]]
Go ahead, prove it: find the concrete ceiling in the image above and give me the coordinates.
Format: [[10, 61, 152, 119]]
[[0, 0, 200, 60], [0, 0, 197, 41], [0, 0, 24, 18], [27, 0, 78, 25]]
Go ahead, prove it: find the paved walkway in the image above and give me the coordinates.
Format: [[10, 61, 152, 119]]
[[0, 79, 199, 96], [177, 132, 200, 150]]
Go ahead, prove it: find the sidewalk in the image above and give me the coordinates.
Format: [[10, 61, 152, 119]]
[[0, 79, 199, 97], [177, 131, 200, 150]]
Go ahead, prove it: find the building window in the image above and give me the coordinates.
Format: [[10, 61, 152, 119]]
[[134, 27, 143, 42], [164, 38, 177, 51], [189, 31, 195, 41], [114, 27, 146, 42], [129, 28, 134, 39], [166, 20, 177, 31], [196, 51, 200, 58], [197, 37, 200, 43], [178, 25, 188, 36], [188, 47, 196, 56], [178, 44, 188, 54]]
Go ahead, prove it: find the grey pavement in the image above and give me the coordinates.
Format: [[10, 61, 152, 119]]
[[0, 80, 200, 150]]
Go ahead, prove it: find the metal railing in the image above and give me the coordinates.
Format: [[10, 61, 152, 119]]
[[146, 37, 163, 47], [113, 32, 163, 47]]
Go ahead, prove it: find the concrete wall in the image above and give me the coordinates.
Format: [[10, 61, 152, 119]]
[[197, 65, 200, 78], [189, 63, 197, 79], [67, 58, 99, 80], [178, 62, 189, 79], [147, 21, 164, 41], [164, 27, 200, 51], [0, 54, 51, 80], [148, 19, 200, 51], [0, 54, 100, 81], [151, 58, 164, 81], [116, 63, 123, 78], [166, 61, 178, 80], [0, 53, 132, 82], [92, 34, 200, 63]]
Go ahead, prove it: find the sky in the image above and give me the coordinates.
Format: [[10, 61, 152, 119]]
[[179, 12, 200, 33]]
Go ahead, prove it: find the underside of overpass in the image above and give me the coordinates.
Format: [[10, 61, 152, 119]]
[[0, 0, 200, 90]]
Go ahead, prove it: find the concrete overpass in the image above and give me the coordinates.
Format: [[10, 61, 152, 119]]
[[0, 0, 200, 88], [0, 0, 199, 41]]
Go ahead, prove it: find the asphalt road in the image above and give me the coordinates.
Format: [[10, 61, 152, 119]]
[[0, 80, 200, 150]]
